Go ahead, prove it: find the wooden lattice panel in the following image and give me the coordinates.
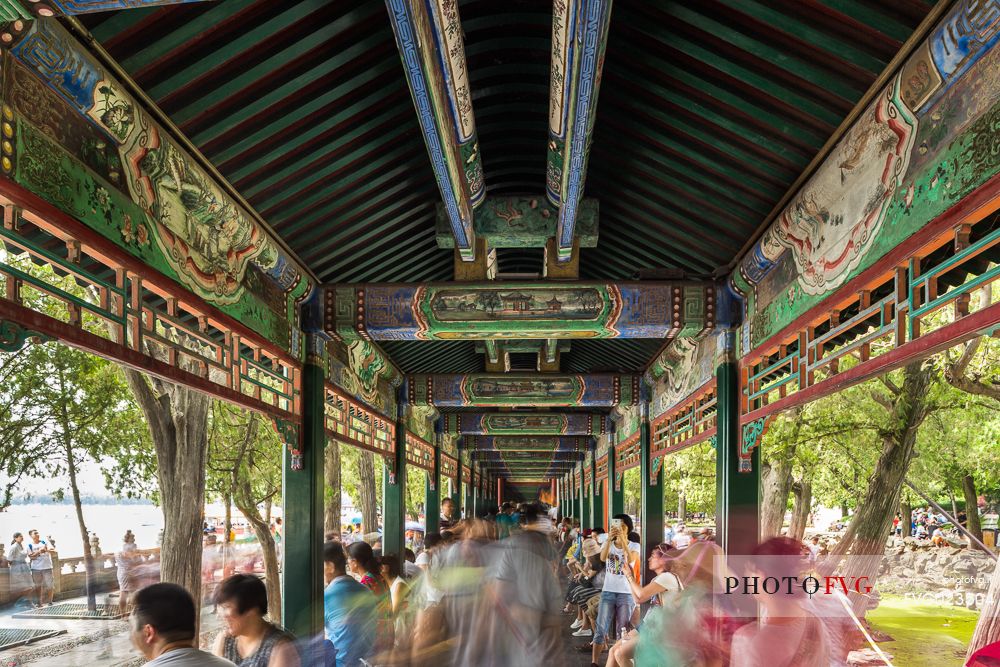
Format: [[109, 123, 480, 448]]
[[324, 385, 395, 458], [405, 432, 435, 472], [0, 204, 300, 418], [595, 453, 608, 482], [441, 452, 458, 480], [614, 430, 641, 472], [651, 379, 717, 457]]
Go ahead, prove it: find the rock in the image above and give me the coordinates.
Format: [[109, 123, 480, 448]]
[[848, 648, 894, 666]]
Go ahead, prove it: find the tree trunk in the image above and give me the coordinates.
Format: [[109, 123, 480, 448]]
[[122, 370, 210, 636], [357, 450, 378, 535], [677, 493, 687, 523], [224, 492, 232, 545], [900, 501, 912, 538], [829, 362, 933, 615], [234, 484, 281, 618], [789, 479, 812, 541], [950, 490, 959, 525], [325, 439, 342, 537], [65, 440, 97, 611], [760, 458, 795, 538], [963, 474, 985, 551], [968, 553, 1000, 659]]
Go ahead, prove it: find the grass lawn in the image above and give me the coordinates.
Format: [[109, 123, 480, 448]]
[[868, 594, 979, 666]]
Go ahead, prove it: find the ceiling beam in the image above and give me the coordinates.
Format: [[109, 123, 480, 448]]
[[435, 196, 598, 249], [464, 436, 591, 452], [410, 375, 637, 408], [326, 281, 716, 340], [385, 0, 483, 260], [547, 0, 614, 262], [445, 412, 605, 436], [9, 0, 212, 18]]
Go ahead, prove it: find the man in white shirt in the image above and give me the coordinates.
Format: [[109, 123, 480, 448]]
[[130, 583, 235, 666], [26, 530, 54, 607], [591, 514, 640, 665]]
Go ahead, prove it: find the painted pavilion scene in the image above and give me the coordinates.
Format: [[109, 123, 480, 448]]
[[2, 0, 1000, 666]]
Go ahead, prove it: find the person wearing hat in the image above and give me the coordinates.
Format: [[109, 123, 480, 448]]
[[566, 538, 606, 637]]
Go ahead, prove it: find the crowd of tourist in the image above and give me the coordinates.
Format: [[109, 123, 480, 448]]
[[8, 500, 902, 666]]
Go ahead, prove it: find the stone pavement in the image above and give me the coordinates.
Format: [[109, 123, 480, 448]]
[[0, 596, 221, 667]]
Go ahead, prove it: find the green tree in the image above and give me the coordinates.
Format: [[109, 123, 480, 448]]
[[0, 346, 52, 511], [205, 402, 283, 615], [21, 341, 149, 610]]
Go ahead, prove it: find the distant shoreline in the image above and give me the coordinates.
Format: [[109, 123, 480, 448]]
[[4, 498, 156, 507]]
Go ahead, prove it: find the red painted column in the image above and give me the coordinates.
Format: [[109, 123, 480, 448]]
[[497, 478, 503, 505]]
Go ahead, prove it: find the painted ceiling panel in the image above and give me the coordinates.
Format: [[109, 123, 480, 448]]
[[77, 0, 937, 478]]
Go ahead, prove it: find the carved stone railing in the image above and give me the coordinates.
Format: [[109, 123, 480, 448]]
[[0, 546, 160, 605]]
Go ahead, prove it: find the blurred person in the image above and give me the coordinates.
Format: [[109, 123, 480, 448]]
[[403, 548, 420, 579], [608, 544, 684, 667], [26, 529, 54, 607], [671, 523, 692, 550], [591, 514, 640, 665], [118, 530, 140, 616], [380, 553, 409, 615], [440, 498, 457, 530], [346, 541, 393, 653], [323, 541, 376, 667], [414, 532, 443, 572], [490, 502, 565, 666], [729, 536, 829, 667], [8, 532, 33, 605], [210, 574, 298, 667], [130, 583, 235, 666], [634, 539, 729, 667]]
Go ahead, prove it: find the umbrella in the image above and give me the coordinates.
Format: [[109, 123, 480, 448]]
[[405, 521, 425, 532], [350, 516, 362, 525]]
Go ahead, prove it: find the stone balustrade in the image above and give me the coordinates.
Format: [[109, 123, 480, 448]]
[[0, 544, 160, 605]]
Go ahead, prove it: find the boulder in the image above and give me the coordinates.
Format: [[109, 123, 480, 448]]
[[848, 648, 894, 666]]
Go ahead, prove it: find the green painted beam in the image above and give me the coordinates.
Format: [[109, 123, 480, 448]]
[[117, 0, 258, 74], [662, 3, 863, 101], [149, 4, 381, 102], [714, 0, 887, 73], [187, 37, 384, 142], [814, 0, 917, 42], [0, 1, 30, 21], [619, 15, 843, 126], [328, 282, 715, 341], [435, 196, 599, 249]]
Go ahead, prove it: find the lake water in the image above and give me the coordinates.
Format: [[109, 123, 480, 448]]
[[0, 504, 165, 557]]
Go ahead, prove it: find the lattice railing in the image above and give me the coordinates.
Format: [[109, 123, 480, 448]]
[[0, 200, 299, 417], [651, 380, 717, 456], [324, 384, 395, 458], [595, 453, 608, 482], [441, 452, 458, 480], [614, 430, 641, 472], [405, 432, 435, 472], [743, 214, 1000, 420]]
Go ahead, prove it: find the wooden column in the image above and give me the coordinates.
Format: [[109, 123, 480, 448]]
[[425, 425, 441, 534], [609, 424, 624, 519], [281, 335, 325, 637], [593, 464, 605, 529], [383, 387, 407, 558], [716, 352, 759, 556], [640, 383, 664, 584]]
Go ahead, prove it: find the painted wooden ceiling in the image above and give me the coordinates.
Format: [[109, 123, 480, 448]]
[[78, 0, 938, 382]]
